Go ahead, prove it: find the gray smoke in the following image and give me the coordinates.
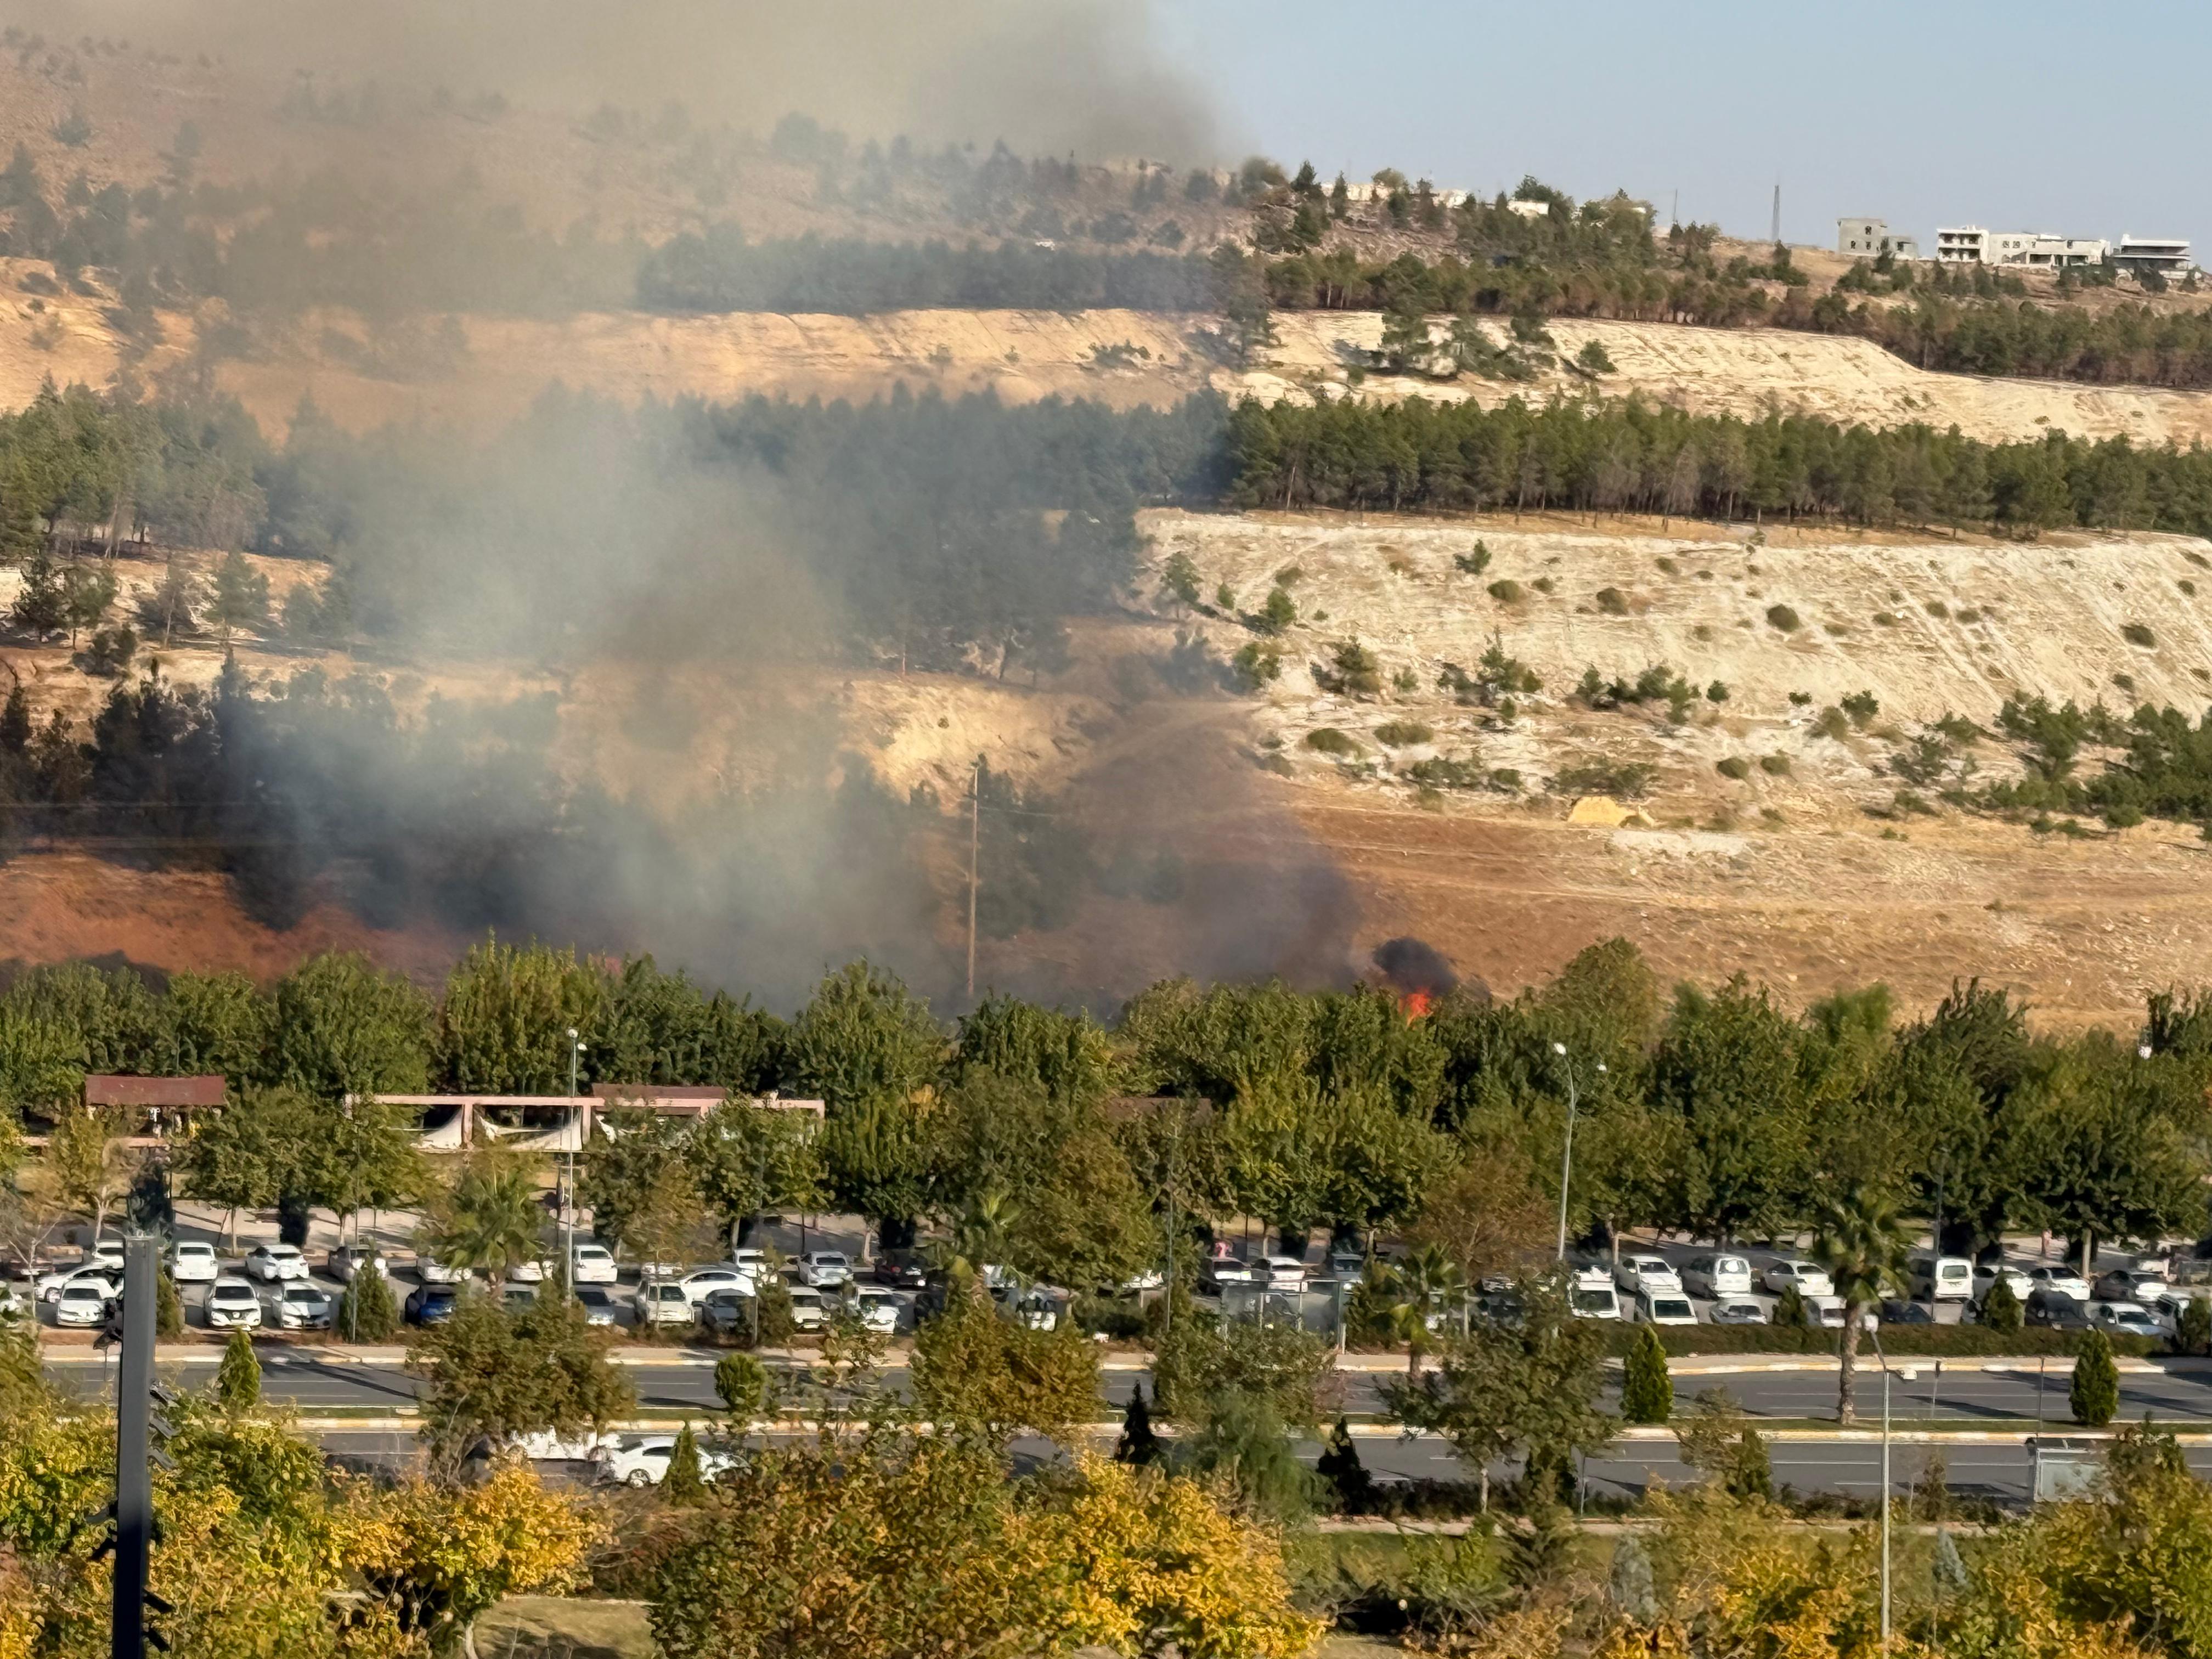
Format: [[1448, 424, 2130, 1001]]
[[31, 0, 1223, 161]]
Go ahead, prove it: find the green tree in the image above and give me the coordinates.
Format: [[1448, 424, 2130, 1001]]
[[59, 561, 114, 649], [337, 1262, 400, 1343], [216, 1326, 261, 1413], [1610, 1532, 1658, 1623], [663, 1421, 709, 1505], [1178, 1389, 1323, 1523], [714, 1350, 771, 1419], [1115, 1381, 1162, 1466], [1620, 1323, 1673, 1424], [155, 1266, 184, 1339], [909, 1271, 1099, 1443], [1982, 1276, 2024, 1335], [421, 1149, 545, 1287], [1150, 1314, 1335, 1426], [269, 952, 433, 1100], [1648, 981, 1810, 1239], [1315, 1415, 1373, 1513], [1808, 1182, 1908, 1424], [2177, 1295, 2211, 1358], [786, 961, 944, 1111], [2070, 1328, 2120, 1427], [8, 545, 64, 639], [408, 1285, 635, 1470], [208, 548, 271, 641], [1159, 550, 1202, 612], [686, 1099, 827, 1243], [435, 937, 604, 1092]]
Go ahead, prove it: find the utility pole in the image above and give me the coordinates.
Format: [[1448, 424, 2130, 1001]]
[[965, 757, 981, 1002], [1771, 180, 1781, 246], [111, 1234, 171, 1659], [565, 1028, 585, 1303]]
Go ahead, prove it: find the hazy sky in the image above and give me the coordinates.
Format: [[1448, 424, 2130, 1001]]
[[1160, 2, 2204, 253]]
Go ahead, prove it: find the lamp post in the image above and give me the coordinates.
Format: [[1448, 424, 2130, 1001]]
[[565, 1028, 586, 1303], [1878, 1348, 1920, 1650], [1551, 1043, 1606, 1261]]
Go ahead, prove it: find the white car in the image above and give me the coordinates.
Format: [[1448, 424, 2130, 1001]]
[[2095, 1269, 2170, 1304], [53, 1281, 113, 1327], [38, 1264, 121, 1304], [205, 1277, 263, 1329], [414, 1256, 466, 1287], [505, 1257, 550, 1284], [679, 1267, 751, 1305], [1806, 1294, 1877, 1332], [87, 1239, 126, 1272], [1260, 1255, 1308, 1290], [511, 1427, 613, 1461], [573, 1286, 621, 1327], [2092, 1300, 2171, 1340], [1973, 1263, 2034, 1302], [1570, 1267, 1621, 1319], [1615, 1255, 1683, 1297], [848, 1285, 900, 1334], [2027, 1266, 2092, 1302], [267, 1283, 334, 1330], [593, 1435, 735, 1488], [635, 1282, 693, 1328], [168, 1242, 219, 1284], [1762, 1259, 1835, 1297], [571, 1244, 618, 1285], [1681, 1254, 1754, 1300], [786, 1285, 826, 1331], [729, 1248, 770, 1286], [797, 1252, 851, 1289], [324, 1245, 389, 1283], [246, 1244, 309, 1283], [1710, 1297, 1768, 1325], [1633, 1290, 1699, 1326]]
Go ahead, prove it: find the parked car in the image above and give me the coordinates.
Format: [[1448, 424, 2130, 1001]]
[[570, 1244, 618, 1285], [505, 1258, 550, 1284], [414, 1256, 466, 1287], [403, 1284, 459, 1326], [206, 1277, 264, 1330], [53, 1280, 114, 1328], [324, 1245, 390, 1284], [795, 1251, 852, 1289], [729, 1247, 772, 1288], [2027, 1266, 2092, 1302], [1260, 1255, 1308, 1290], [1806, 1295, 1877, 1332], [1973, 1262, 2034, 1303], [1570, 1266, 1620, 1320], [870, 1250, 928, 1290], [1203, 1252, 1257, 1288], [1709, 1297, 1768, 1326], [787, 1284, 827, 1331], [593, 1436, 736, 1488], [573, 1286, 620, 1328], [1681, 1254, 1754, 1300], [1761, 1259, 1835, 1297], [245, 1243, 309, 1284], [510, 1427, 612, 1461], [679, 1266, 751, 1305], [1324, 1250, 1367, 1282], [1880, 1299, 1937, 1325], [698, 1288, 754, 1338], [2027, 1289, 2093, 1330], [1614, 1254, 1683, 1297], [37, 1263, 121, 1305], [1906, 1255, 1974, 1302], [2092, 1300, 2171, 1340], [169, 1241, 219, 1284], [1633, 1290, 1698, 1326], [2096, 1269, 2170, 1304], [635, 1282, 693, 1328], [848, 1285, 900, 1335], [267, 1283, 334, 1330]]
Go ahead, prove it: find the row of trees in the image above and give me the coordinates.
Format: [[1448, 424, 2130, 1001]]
[[1224, 391, 2212, 535], [4, 940, 2207, 1287]]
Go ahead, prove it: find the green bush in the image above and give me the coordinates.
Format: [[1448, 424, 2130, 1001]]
[[1305, 727, 1361, 757], [1595, 586, 1630, 616], [1374, 720, 1435, 747], [1759, 754, 1792, 776], [1813, 707, 1850, 740], [1980, 1279, 2022, 1335], [2123, 622, 2157, 648], [1453, 543, 1491, 575], [2070, 1329, 2120, 1426], [336, 1267, 400, 1342], [1550, 760, 1656, 798], [1605, 1323, 2153, 1360], [1487, 579, 1523, 603], [1716, 757, 1751, 780], [1766, 604, 1802, 632], [1620, 1325, 1672, 1424]]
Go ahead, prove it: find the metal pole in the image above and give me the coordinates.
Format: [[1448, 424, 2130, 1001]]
[[566, 1030, 582, 1304], [1881, 1363, 1892, 1650], [112, 1234, 156, 1659], [965, 761, 980, 1002], [1554, 1051, 1577, 1261]]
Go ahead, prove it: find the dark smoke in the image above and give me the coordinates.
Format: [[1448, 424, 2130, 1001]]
[[1370, 937, 1462, 998]]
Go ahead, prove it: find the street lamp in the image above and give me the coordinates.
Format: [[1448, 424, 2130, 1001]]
[[1551, 1043, 1606, 1261], [564, 1028, 586, 1302], [1880, 1351, 1920, 1649]]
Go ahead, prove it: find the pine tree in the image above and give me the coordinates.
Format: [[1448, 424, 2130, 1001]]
[[2177, 1295, 2210, 1357], [1314, 1415, 1372, 1513], [1115, 1381, 1161, 1466], [714, 1351, 769, 1420], [1329, 173, 1349, 220], [663, 1422, 708, 1504], [8, 546, 64, 639], [2070, 1329, 2119, 1427], [336, 1266, 399, 1343], [1980, 1278, 2023, 1334], [1729, 1424, 1773, 1500], [216, 1326, 261, 1413], [210, 549, 271, 642], [1621, 1324, 1673, 1424], [1608, 1532, 1658, 1623], [155, 1268, 183, 1339], [1932, 1525, 1969, 1597], [0, 684, 28, 754]]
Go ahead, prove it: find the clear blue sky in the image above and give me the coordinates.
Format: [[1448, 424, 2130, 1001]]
[[1156, 2, 2205, 252]]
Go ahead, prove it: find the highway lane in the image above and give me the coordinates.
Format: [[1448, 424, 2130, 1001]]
[[46, 1350, 2212, 1427]]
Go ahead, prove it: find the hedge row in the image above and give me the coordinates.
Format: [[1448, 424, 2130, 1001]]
[[1606, 1324, 2159, 1361]]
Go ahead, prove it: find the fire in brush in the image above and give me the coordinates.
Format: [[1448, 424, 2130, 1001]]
[[1369, 936, 1460, 1019]]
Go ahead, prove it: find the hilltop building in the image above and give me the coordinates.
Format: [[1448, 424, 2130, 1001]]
[[1934, 227, 2108, 268], [2114, 235, 2192, 276], [1836, 217, 1918, 260]]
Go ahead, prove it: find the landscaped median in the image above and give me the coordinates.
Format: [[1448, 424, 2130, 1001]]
[[1598, 1323, 2164, 1361]]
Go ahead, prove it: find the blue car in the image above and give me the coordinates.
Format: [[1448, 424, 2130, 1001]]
[[404, 1284, 459, 1325]]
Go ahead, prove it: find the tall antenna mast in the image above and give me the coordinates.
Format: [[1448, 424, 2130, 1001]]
[[1670, 188, 1679, 229], [1771, 180, 1781, 245]]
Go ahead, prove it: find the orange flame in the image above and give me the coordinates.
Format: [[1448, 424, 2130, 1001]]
[[1401, 990, 1433, 1022]]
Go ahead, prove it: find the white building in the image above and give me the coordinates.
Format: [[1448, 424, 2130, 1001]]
[[2115, 235, 2192, 276], [1836, 217, 1919, 261], [1935, 226, 2106, 268]]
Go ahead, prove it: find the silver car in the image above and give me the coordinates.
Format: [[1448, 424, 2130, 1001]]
[[205, 1277, 263, 1330], [268, 1283, 334, 1330]]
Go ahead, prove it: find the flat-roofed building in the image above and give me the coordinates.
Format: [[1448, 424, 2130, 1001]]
[[2115, 235, 2192, 275], [1837, 216, 1918, 260]]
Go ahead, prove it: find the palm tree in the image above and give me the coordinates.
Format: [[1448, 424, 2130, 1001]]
[[1386, 1244, 1468, 1376], [423, 1152, 545, 1290], [1809, 1183, 1909, 1425]]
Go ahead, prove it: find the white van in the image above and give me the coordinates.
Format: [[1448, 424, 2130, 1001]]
[[1681, 1254, 1753, 1299], [1633, 1289, 1699, 1326], [1907, 1254, 1973, 1302], [1570, 1266, 1620, 1320]]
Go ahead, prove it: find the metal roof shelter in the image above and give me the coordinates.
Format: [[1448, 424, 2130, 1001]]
[[84, 1076, 226, 1108]]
